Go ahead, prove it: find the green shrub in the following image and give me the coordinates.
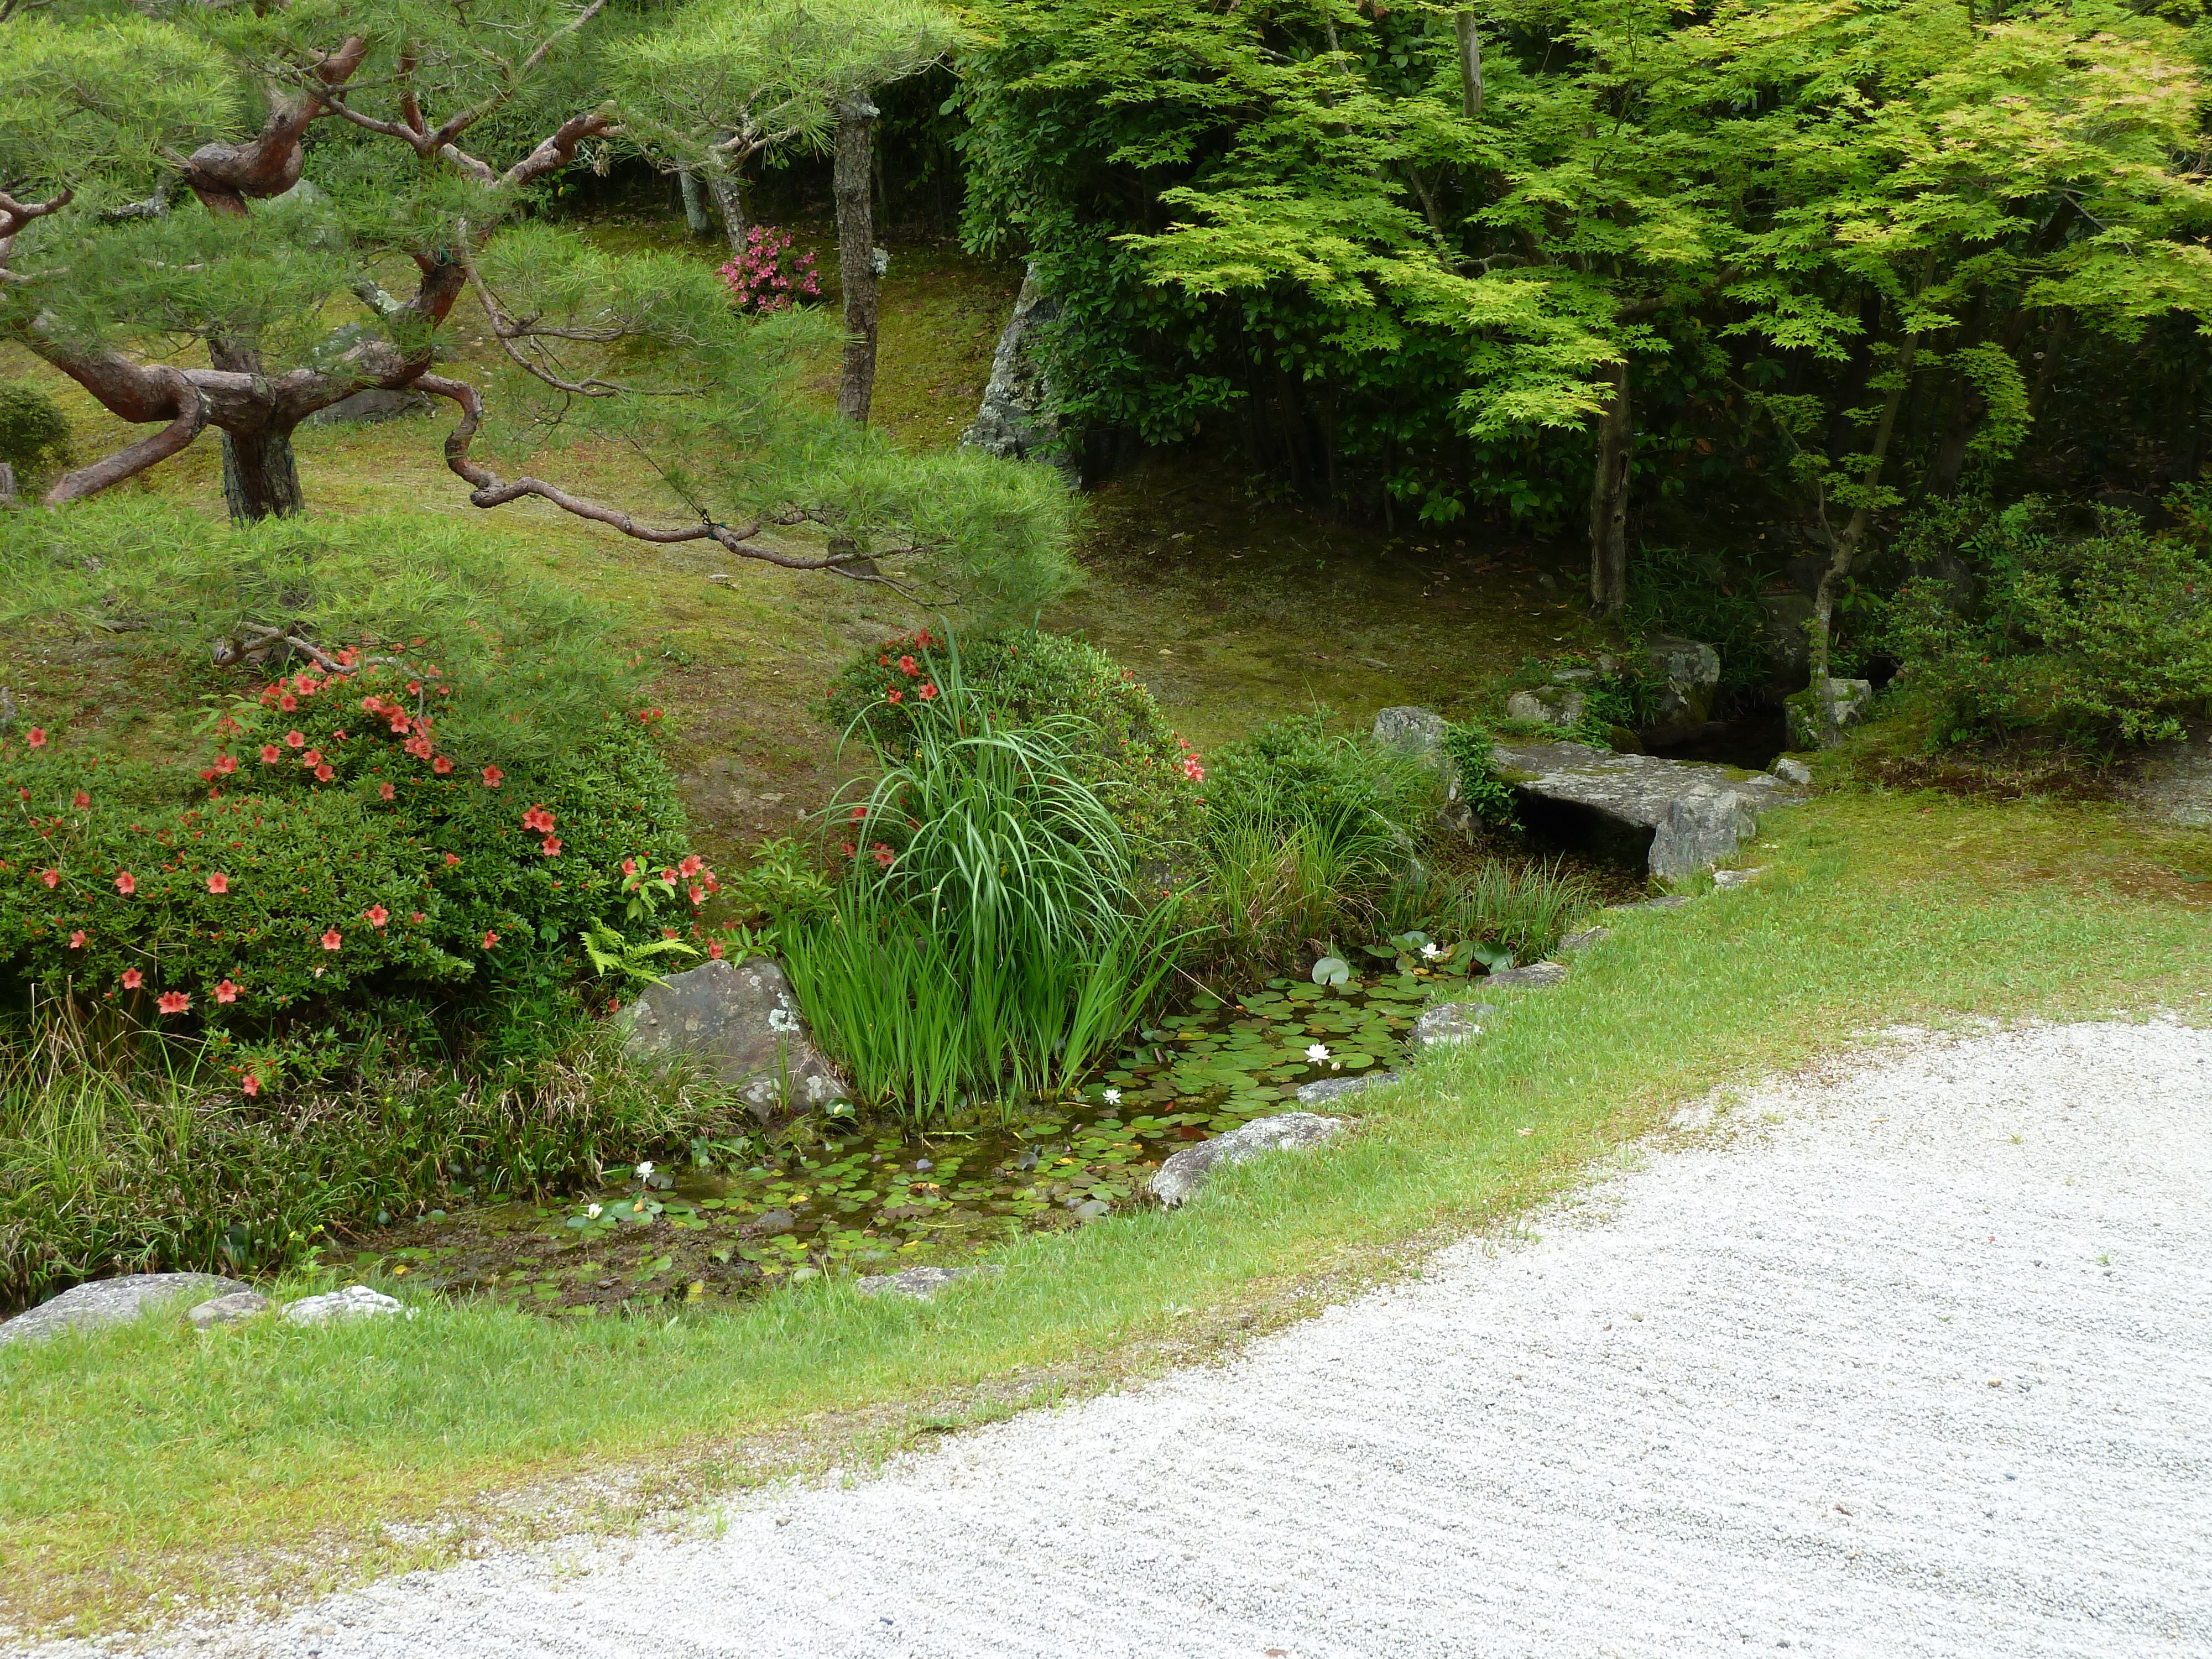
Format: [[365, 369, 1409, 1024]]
[[0, 382, 71, 489], [0, 1020, 749, 1307], [1881, 494, 2212, 749], [1441, 721, 1522, 828], [823, 627, 1202, 858]]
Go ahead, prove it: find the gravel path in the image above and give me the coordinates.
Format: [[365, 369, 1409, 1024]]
[[93, 1022, 2212, 1658]]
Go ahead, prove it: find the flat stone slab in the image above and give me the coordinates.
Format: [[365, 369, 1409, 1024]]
[[1410, 1002, 1497, 1052], [622, 957, 850, 1115], [1558, 926, 1611, 952], [0, 1272, 247, 1346], [1149, 1113, 1347, 1208], [1713, 866, 1768, 890], [1296, 1071, 1401, 1107], [1495, 739, 1803, 880], [855, 1265, 1004, 1301]]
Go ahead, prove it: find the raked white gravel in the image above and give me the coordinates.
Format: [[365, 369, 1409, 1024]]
[[54, 1021, 2212, 1658]]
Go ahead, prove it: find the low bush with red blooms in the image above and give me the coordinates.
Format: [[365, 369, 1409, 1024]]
[[717, 225, 823, 315], [0, 661, 716, 1094], [823, 628, 1204, 862]]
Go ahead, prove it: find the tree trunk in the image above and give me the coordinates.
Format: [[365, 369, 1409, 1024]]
[[221, 426, 305, 521], [709, 169, 749, 253], [834, 100, 881, 425], [0, 462, 15, 504], [1808, 328, 1923, 741], [1587, 357, 1632, 615], [678, 168, 712, 237], [1454, 12, 1484, 118]]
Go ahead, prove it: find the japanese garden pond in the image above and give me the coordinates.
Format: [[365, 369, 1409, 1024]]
[[346, 956, 1491, 1317]]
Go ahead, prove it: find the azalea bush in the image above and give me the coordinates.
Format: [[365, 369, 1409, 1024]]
[[717, 225, 823, 315], [824, 627, 1203, 860], [0, 659, 707, 1096]]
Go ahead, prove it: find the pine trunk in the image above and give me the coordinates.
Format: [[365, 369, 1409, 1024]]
[[710, 170, 749, 252], [834, 101, 880, 425], [678, 169, 712, 237], [1587, 359, 1632, 615], [221, 426, 305, 521]]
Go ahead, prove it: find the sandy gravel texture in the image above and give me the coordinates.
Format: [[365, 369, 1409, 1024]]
[[56, 1021, 2212, 1659]]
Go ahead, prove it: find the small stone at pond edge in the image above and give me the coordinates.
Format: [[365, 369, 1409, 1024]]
[[283, 1285, 412, 1327], [1558, 926, 1611, 953], [187, 1291, 271, 1330], [1489, 961, 1568, 988], [0, 1272, 250, 1347], [755, 1208, 796, 1235], [1411, 1003, 1496, 1053], [1149, 1113, 1346, 1208], [1773, 757, 1813, 786], [855, 1265, 1004, 1301], [1297, 1072, 1400, 1106]]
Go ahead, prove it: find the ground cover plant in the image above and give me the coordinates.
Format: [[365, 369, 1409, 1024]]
[[4, 786, 2206, 1636]]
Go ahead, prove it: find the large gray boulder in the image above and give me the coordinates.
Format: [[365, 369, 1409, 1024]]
[[1505, 685, 1588, 729], [960, 266, 1073, 476], [1147, 1113, 1346, 1208], [1640, 635, 1723, 744], [0, 1272, 248, 1347], [1494, 739, 1803, 880], [621, 957, 851, 1116]]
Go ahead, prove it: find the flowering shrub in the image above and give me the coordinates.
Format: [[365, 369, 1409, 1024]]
[[717, 225, 822, 315], [0, 659, 710, 1094], [824, 628, 1203, 861]]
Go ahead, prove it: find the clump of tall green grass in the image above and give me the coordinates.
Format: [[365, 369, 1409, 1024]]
[[782, 664, 1184, 1126]]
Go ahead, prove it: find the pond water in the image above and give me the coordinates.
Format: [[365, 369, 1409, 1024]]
[[348, 957, 1491, 1317]]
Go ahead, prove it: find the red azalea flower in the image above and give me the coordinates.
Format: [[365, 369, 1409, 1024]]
[[886, 688, 904, 705], [301, 749, 322, 767], [661, 926, 679, 941], [260, 745, 282, 765], [114, 872, 136, 895], [366, 905, 390, 928], [361, 696, 383, 714], [841, 842, 856, 858], [279, 695, 298, 712], [445, 852, 461, 867], [482, 930, 499, 948], [242, 1072, 260, 1098], [920, 682, 938, 701], [206, 872, 229, 894], [285, 730, 305, 749], [314, 764, 334, 782], [688, 884, 705, 905], [540, 836, 562, 857], [215, 979, 239, 1003], [898, 655, 919, 676], [660, 868, 676, 883], [214, 755, 237, 776], [621, 857, 639, 877], [39, 868, 57, 889], [707, 940, 724, 961], [27, 727, 46, 748], [848, 806, 867, 822], [379, 782, 395, 802], [404, 735, 433, 760], [73, 789, 91, 808], [67, 930, 84, 950], [409, 911, 424, 924], [523, 805, 554, 833], [679, 854, 703, 877], [158, 990, 190, 1015], [872, 843, 894, 869], [432, 756, 453, 775], [482, 765, 504, 788], [389, 716, 411, 734], [121, 968, 143, 990], [321, 927, 342, 951]]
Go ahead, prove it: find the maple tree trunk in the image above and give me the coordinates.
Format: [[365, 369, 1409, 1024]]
[[834, 100, 880, 425], [1587, 358, 1632, 615]]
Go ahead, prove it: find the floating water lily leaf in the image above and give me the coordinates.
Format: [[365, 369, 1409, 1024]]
[[1311, 956, 1352, 986], [1333, 1052, 1375, 1069]]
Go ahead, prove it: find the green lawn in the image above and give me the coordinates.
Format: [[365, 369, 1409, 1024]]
[[3, 787, 2206, 1636]]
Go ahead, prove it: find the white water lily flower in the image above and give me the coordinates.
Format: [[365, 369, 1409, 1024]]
[[1305, 1043, 1331, 1063], [585, 1203, 603, 1219], [1102, 1087, 1123, 1105], [1420, 941, 1446, 961], [635, 1161, 655, 1181]]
